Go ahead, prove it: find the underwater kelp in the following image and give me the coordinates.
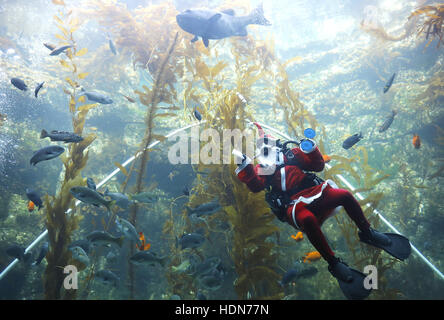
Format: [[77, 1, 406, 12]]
[[43, 2, 96, 299], [409, 4, 444, 49], [170, 26, 287, 299]]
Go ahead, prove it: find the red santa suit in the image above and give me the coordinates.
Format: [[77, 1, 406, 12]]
[[235, 137, 371, 264]]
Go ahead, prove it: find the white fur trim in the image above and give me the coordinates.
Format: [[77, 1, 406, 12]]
[[280, 167, 286, 191], [290, 179, 338, 228]]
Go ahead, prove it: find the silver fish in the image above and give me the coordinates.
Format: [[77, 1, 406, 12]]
[[49, 45, 72, 56]]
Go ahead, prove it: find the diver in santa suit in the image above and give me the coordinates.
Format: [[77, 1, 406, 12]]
[[233, 123, 411, 299]]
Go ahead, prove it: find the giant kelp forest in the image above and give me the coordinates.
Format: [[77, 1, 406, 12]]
[[0, 0, 443, 300]]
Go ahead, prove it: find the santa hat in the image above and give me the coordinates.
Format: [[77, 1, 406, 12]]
[[253, 122, 277, 147]]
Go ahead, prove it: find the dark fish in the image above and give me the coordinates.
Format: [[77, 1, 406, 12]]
[[68, 239, 90, 254], [49, 45, 72, 56], [95, 270, 119, 286], [43, 43, 56, 51], [86, 177, 96, 190], [183, 186, 190, 196], [109, 39, 117, 55], [280, 262, 318, 286], [176, 232, 205, 250], [342, 132, 363, 150], [378, 110, 397, 132], [383, 73, 396, 93], [70, 186, 114, 211], [86, 231, 123, 247], [32, 242, 49, 266], [122, 95, 136, 103], [194, 108, 202, 121], [194, 257, 221, 277], [80, 88, 113, 104], [6, 245, 32, 262], [11, 78, 28, 91], [186, 199, 221, 217], [26, 188, 43, 210], [40, 129, 83, 143], [30, 145, 65, 166], [176, 4, 271, 47], [198, 269, 224, 291], [104, 189, 130, 209], [129, 251, 168, 267], [34, 82, 44, 98], [6, 244, 25, 261]]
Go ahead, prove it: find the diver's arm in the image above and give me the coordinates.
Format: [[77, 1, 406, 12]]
[[234, 155, 266, 193], [291, 139, 325, 172]]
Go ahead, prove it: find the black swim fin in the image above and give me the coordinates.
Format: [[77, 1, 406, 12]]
[[337, 268, 372, 300], [359, 230, 411, 261], [329, 259, 372, 300]]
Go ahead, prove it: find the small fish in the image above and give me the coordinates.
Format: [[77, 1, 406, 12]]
[[413, 134, 421, 149], [27, 201, 35, 212], [11, 78, 28, 91], [86, 231, 124, 248], [30, 145, 65, 166], [34, 82, 44, 98], [183, 186, 190, 196], [193, 108, 202, 121], [171, 260, 191, 273], [342, 132, 363, 150], [290, 231, 304, 242], [6, 244, 25, 261], [186, 199, 221, 217], [49, 45, 72, 56], [168, 170, 178, 181], [40, 129, 83, 143], [109, 39, 117, 55], [32, 242, 49, 266], [122, 95, 136, 103], [302, 251, 322, 263], [383, 73, 396, 93], [176, 232, 205, 250], [70, 186, 114, 211], [86, 177, 96, 190], [129, 251, 167, 267], [95, 270, 119, 286], [322, 155, 331, 163], [104, 188, 130, 209], [80, 88, 113, 104], [280, 262, 318, 286], [136, 232, 151, 251], [378, 110, 397, 132], [43, 43, 56, 51], [68, 239, 90, 254], [26, 188, 43, 210], [176, 4, 271, 48], [116, 216, 140, 245], [130, 191, 157, 203]]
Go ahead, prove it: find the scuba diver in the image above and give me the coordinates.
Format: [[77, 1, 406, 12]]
[[233, 122, 411, 299]]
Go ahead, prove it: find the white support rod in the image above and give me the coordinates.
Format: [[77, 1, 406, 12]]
[[0, 121, 206, 281], [255, 122, 444, 281]]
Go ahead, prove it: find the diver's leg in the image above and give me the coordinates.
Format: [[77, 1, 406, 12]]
[[292, 206, 336, 264], [291, 206, 354, 283], [309, 187, 370, 232]]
